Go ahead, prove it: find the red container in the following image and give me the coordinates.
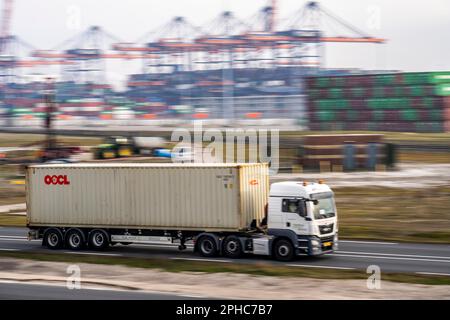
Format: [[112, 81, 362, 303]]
[[384, 87, 394, 97], [319, 89, 328, 98], [395, 74, 403, 85], [349, 99, 366, 108], [444, 106, 450, 121], [344, 122, 369, 130], [445, 121, 450, 132], [383, 110, 402, 121]]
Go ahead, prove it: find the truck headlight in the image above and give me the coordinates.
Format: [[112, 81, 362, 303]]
[[311, 239, 320, 247]]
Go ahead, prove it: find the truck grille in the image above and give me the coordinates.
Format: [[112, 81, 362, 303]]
[[319, 223, 334, 235]]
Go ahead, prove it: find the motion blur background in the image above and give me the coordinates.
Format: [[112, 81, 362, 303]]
[[0, 0, 449, 257]]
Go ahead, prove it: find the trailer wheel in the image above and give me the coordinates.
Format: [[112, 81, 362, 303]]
[[273, 239, 294, 261], [222, 235, 242, 258], [197, 236, 218, 257], [88, 229, 109, 250], [65, 228, 85, 250], [43, 228, 64, 250]]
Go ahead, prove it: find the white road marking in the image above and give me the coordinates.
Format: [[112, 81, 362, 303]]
[[286, 264, 355, 270], [339, 240, 398, 245], [171, 257, 231, 263], [0, 236, 27, 239], [0, 248, 19, 251], [181, 294, 208, 298], [416, 272, 450, 277], [63, 251, 120, 257], [337, 251, 450, 260], [0, 238, 40, 242], [335, 253, 450, 263], [129, 244, 194, 249]]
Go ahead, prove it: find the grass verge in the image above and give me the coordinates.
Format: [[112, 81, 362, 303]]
[[0, 213, 26, 226], [335, 186, 450, 244], [0, 251, 449, 286]]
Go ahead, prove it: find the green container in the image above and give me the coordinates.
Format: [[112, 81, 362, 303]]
[[367, 99, 376, 108], [423, 97, 436, 108], [372, 110, 384, 121], [309, 89, 320, 99], [317, 111, 336, 121], [373, 87, 385, 98], [317, 77, 330, 88], [34, 112, 47, 118], [315, 99, 348, 110], [394, 86, 404, 97], [401, 109, 418, 121], [12, 108, 32, 113], [322, 122, 344, 130], [367, 122, 378, 131], [403, 73, 425, 85], [346, 110, 358, 121], [328, 88, 343, 99], [429, 109, 442, 121], [426, 72, 450, 84], [351, 87, 365, 98], [374, 74, 396, 86], [333, 77, 345, 87], [435, 83, 450, 96], [415, 122, 443, 133]]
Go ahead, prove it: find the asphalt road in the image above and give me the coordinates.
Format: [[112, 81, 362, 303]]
[[1, 227, 450, 276], [0, 281, 200, 300]]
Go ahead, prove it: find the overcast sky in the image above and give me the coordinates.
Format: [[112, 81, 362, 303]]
[[10, 0, 450, 88]]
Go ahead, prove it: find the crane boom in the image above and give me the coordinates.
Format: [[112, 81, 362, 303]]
[[1, 0, 13, 37]]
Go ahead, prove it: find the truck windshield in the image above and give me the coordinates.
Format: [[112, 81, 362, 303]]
[[310, 192, 336, 220]]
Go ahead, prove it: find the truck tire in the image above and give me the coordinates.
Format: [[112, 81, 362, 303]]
[[43, 228, 64, 250], [197, 235, 218, 257], [222, 235, 242, 258], [88, 229, 109, 250], [273, 239, 294, 261], [65, 228, 85, 250]]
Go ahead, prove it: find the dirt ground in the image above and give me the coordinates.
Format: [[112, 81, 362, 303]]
[[0, 258, 449, 299]]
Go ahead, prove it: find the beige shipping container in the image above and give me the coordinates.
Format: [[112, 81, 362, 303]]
[[26, 163, 269, 232]]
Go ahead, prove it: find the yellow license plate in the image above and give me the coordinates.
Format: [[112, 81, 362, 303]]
[[323, 241, 333, 247]]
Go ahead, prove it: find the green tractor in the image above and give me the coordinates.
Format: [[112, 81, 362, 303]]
[[93, 136, 135, 160]]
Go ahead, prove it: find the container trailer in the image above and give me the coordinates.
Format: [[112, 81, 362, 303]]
[[26, 163, 338, 261]]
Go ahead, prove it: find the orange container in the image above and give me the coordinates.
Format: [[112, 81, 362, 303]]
[[193, 113, 208, 119], [245, 112, 262, 119], [142, 113, 156, 119]]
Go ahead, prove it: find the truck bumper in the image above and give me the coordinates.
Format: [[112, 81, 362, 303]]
[[297, 234, 338, 256]]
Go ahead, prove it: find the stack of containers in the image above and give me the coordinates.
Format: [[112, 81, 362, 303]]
[[306, 71, 450, 132]]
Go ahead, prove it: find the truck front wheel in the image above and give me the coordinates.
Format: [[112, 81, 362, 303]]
[[223, 235, 242, 258], [273, 239, 294, 261], [197, 236, 218, 257], [88, 229, 109, 250], [43, 228, 64, 250]]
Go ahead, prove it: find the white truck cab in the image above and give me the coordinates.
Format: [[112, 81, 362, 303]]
[[265, 181, 338, 257]]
